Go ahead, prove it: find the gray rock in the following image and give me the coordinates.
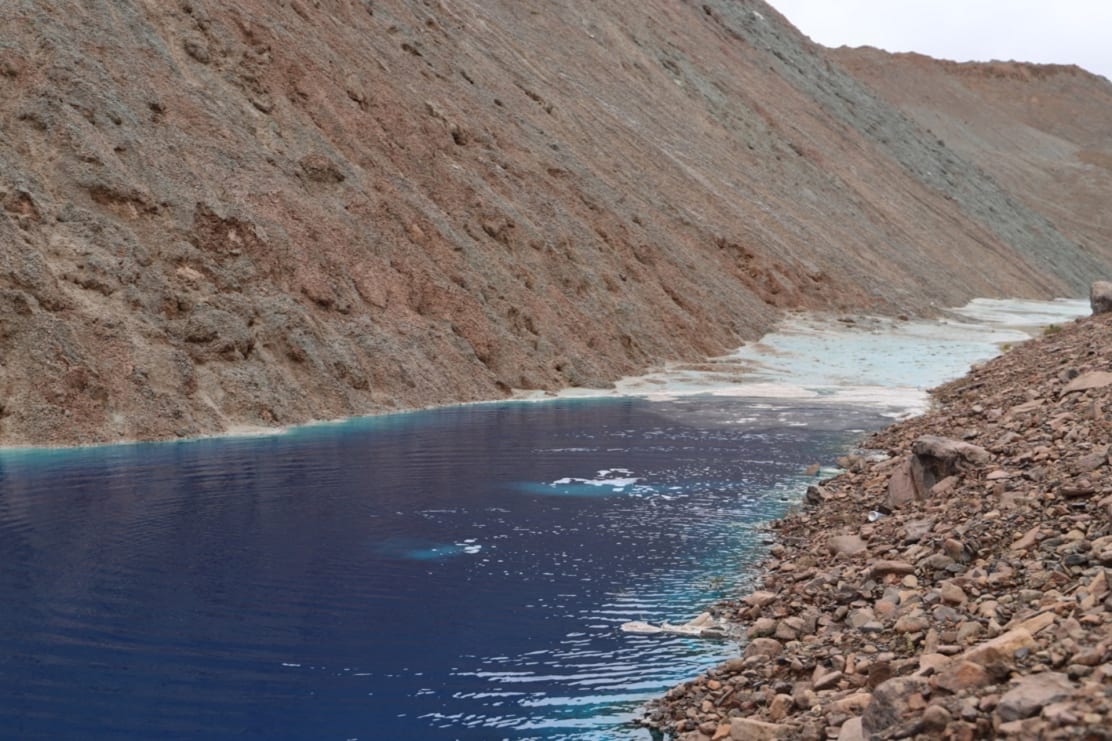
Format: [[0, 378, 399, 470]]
[[846, 608, 877, 629], [1091, 280, 1112, 314], [910, 435, 990, 496], [1062, 371, 1112, 395], [996, 672, 1074, 722]]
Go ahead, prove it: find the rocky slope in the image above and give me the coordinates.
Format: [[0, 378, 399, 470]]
[[644, 310, 1112, 739], [2, 0, 1111, 445], [832, 48, 1112, 276]]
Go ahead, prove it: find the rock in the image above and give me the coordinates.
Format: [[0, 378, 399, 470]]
[[995, 672, 1073, 722], [861, 676, 930, 736], [921, 704, 952, 730], [742, 591, 778, 608], [960, 628, 1036, 668], [182, 306, 254, 361], [298, 153, 346, 184], [813, 670, 843, 691], [1011, 525, 1041, 552], [721, 658, 747, 674], [1090, 280, 1112, 314], [918, 653, 950, 672], [902, 518, 934, 543], [748, 617, 777, 638], [910, 436, 991, 496], [1016, 611, 1056, 636], [940, 581, 968, 604], [836, 717, 865, 741], [1073, 450, 1107, 473], [829, 534, 868, 556], [894, 614, 930, 633], [644, 313, 1112, 738], [768, 693, 793, 722], [886, 458, 917, 509], [773, 620, 799, 641], [942, 538, 970, 562], [870, 560, 916, 578], [846, 608, 877, 629], [935, 660, 992, 693], [828, 692, 872, 715], [728, 717, 788, 740], [1062, 371, 1112, 395], [743, 638, 783, 659], [956, 620, 983, 643]]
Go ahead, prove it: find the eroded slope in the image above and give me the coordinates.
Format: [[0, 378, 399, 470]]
[[0, 0, 1106, 445]]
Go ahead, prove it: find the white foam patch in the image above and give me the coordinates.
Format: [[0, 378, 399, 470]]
[[514, 298, 1089, 417], [552, 469, 640, 490]]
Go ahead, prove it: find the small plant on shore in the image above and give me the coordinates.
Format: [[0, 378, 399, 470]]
[[1043, 323, 1062, 335]]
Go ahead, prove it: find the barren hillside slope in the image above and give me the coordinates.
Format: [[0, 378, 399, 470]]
[[834, 47, 1112, 268], [1, 0, 1108, 445]]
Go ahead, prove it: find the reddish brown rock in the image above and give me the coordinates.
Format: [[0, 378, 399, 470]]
[[935, 660, 993, 693]]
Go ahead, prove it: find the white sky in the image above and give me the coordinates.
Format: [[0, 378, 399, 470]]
[[767, 1, 1112, 81]]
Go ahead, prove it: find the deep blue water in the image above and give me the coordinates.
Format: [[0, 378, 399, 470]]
[[0, 396, 886, 740]]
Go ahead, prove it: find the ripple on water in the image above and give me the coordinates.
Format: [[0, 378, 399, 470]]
[[2, 299, 1086, 739]]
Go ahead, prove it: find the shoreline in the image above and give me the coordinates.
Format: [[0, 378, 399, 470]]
[[642, 311, 1112, 739], [1, 298, 1086, 455]]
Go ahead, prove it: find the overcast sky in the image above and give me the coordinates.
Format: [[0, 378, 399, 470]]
[[767, 0, 1112, 81]]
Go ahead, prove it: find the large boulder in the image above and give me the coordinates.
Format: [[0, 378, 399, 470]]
[[886, 436, 990, 508], [911, 436, 990, 491], [1091, 281, 1112, 314]]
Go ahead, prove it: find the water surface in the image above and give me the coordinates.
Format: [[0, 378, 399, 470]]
[[0, 298, 1087, 739], [0, 397, 875, 740]]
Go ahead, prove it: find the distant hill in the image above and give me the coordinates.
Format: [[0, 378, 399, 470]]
[[831, 47, 1112, 275], [2, 0, 1110, 445]]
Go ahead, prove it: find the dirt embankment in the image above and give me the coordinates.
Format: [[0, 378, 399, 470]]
[[645, 312, 1112, 739], [1, 1, 1111, 446]]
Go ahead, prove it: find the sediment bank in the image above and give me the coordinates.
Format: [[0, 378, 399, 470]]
[[645, 312, 1112, 739]]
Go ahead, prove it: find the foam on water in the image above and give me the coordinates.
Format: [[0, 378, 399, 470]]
[[521, 298, 1089, 417]]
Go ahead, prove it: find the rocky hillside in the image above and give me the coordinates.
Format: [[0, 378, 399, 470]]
[[2, 0, 1110, 445], [645, 309, 1112, 740], [833, 48, 1112, 277]]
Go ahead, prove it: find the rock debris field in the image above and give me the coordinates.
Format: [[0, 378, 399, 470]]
[[645, 309, 1112, 740]]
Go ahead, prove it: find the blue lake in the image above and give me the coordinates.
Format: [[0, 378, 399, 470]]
[[0, 396, 882, 740], [0, 298, 1086, 739]]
